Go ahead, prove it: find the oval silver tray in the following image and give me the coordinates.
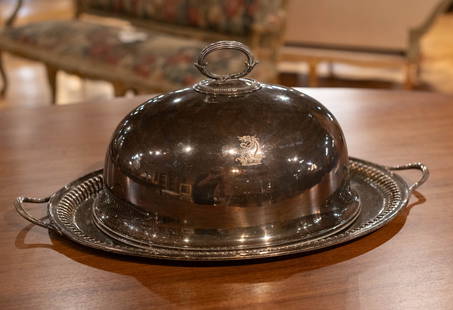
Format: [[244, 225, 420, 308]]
[[14, 157, 428, 261]]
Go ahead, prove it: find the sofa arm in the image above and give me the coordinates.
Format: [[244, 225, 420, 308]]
[[4, 0, 24, 27]]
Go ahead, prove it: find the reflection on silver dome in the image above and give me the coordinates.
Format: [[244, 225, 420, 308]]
[[92, 41, 360, 251]]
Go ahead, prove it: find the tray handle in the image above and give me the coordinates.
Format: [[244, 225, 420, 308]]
[[14, 196, 61, 234], [387, 163, 429, 192]]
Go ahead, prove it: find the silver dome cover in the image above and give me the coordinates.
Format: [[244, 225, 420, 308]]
[[93, 41, 360, 250]]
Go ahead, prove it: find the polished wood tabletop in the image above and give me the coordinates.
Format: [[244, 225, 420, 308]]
[[1, 88, 452, 309]]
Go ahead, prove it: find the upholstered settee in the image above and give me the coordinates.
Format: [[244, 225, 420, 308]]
[[0, 0, 287, 103]]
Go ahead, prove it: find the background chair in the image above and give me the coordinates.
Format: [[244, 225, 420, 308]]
[[281, 0, 452, 89], [0, 0, 287, 104]]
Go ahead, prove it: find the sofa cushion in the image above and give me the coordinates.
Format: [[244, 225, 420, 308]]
[[0, 20, 267, 91], [79, 0, 284, 37]]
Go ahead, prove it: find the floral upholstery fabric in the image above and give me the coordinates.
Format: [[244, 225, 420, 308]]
[[78, 0, 285, 37], [0, 21, 272, 90]]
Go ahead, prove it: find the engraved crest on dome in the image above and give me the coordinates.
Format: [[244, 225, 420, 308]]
[[235, 135, 264, 166]]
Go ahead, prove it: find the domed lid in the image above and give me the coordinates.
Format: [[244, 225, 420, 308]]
[[93, 41, 360, 251]]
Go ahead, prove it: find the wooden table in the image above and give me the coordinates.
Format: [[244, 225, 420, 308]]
[[1, 88, 452, 309]]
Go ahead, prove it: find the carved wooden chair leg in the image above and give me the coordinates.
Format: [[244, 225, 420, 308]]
[[403, 62, 417, 90], [0, 51, 8, 97], [308, 61, 319, 87], [415, 61, 422, 81], [112, 82, 128, 97], [45, 64, 58, 104], [327, 61, 335, 78]]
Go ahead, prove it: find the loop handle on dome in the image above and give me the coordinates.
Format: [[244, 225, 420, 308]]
[[194, 41, 258, 81]]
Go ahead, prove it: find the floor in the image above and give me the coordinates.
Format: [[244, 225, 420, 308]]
[[1, 0, 453, 107]]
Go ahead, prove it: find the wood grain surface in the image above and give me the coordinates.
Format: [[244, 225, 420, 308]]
[[1, 88, 452, 310]]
